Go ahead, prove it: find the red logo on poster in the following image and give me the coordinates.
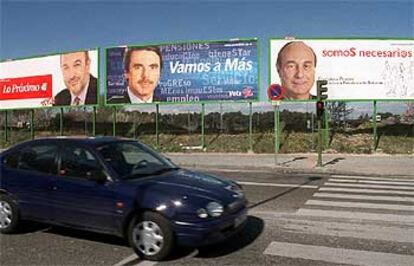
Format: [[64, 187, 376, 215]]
[[0, 75, 53, 100]]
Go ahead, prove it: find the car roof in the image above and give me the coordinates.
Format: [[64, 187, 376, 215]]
[[6, 136, 136, 151]]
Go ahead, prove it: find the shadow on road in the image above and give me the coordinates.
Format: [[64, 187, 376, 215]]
[[278, 156, 308, 166], [247, 176, 322, 209], [196, 216, 264, 258], [44, 226, 128, 246], [164, 216, 264, 261], [323, 157, 345, 167]]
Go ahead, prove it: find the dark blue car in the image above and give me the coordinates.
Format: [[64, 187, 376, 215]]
[[0, 137, 247, 260]]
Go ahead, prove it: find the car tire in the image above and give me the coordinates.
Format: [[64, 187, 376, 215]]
[[0, 195, 20, 234], [128, 211, 174, 261]]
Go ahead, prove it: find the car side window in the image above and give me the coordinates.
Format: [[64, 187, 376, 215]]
[[18, 144, 58, 174], [60, 146, 104, 179]]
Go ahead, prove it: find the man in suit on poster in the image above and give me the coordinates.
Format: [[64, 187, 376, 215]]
[[108, 46, 162, 104], [54, 51, 97, 106], [276, 41, 317, 100]]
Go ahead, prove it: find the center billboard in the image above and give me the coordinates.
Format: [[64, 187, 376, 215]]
[[105, 39, 258, 105]]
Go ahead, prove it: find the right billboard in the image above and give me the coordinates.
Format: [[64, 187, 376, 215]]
[[269, 39, 414, 101]]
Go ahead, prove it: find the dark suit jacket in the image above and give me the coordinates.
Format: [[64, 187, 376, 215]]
[[107, 91, 131, 104], [54, 74, 97, 106], [107, 88, 161, 104]]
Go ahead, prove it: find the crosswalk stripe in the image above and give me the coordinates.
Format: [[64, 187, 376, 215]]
[[296, 208, 414, 223], [329, 179, 414, 186], [264, 241, 414, 266], [276, 217, 414, 242], [319, 187, 414, 196], [305, 199, 414, 211], [314, 192, 414, 203], [236, 181, 318, 189], [324, 182, 414, 191], [331, 175, 414, 182]]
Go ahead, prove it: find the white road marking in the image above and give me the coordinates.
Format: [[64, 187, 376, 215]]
[[319, 187, 414, 196], [305, 199, 414, 211], [112, 254, 157, 266], [236, 181, 318, 189], [296, 208, 414, 223], [331, 175, 414, 182], [329, 178, 414, 186], [112, 254, 139, 266], [324, 182, 414, 190], [314, 192, 414, 203], [277, 218, 414, 242], [263, 241, 414, 266]]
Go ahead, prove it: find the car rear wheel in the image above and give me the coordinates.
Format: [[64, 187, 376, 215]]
[[0, 195, 19, 234], [128, 211, 174, 261]]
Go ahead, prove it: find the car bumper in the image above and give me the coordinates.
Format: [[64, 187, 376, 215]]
[[172, 207, 248, 247]]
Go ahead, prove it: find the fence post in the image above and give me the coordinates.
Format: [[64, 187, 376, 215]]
[[249, 102, 253, 152], [273, 102, 280, 154], [31, 109, 35, 140], [201, 103, 205, 150], [4, 110, 8, 143], [92, 106, 96, 136], [155, 104, 160, 149], [60, 108, 64, 136], [373, 100, 377, 151], [112, 106, 116, 136]]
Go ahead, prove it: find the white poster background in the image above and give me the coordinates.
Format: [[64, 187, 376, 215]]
[[0, 49, 98, 109], [270, 39, 414, 100]]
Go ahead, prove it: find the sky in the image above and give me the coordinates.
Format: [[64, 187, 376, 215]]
[[1, 0, 413, 103]]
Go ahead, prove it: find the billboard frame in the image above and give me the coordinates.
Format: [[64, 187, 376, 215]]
[[268, 37, 414, 103], [0, 47, 101, 111], [104, 37, 260, 107]]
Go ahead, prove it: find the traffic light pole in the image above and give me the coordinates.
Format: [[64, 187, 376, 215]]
[[317, 116, 323, 167], [316, 80, 328, 167]]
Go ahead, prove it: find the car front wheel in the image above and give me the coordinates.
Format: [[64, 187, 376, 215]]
[[128, 211, 174, 261], [0, 195, 20, 234]]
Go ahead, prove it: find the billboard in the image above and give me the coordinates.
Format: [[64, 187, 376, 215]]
[[106, 39, 258, 105], [269, 39, 414, 101], [0, 49, 99, 110]]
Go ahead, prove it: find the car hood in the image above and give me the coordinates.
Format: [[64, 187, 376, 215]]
[[130, 169, 241, 203]]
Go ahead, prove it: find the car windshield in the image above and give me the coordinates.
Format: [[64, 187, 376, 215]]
[[96, 141, 179, 180]]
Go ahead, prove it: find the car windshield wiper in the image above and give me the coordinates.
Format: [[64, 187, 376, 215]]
[[151, 167, 180, 175], [122, 172, 154, 180], [122, 167, 180, 180]]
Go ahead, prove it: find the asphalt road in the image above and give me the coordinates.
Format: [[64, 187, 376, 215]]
[[1, 169, 413, 266]]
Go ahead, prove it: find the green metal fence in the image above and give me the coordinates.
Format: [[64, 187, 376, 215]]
[[1, 101, 413, 154]]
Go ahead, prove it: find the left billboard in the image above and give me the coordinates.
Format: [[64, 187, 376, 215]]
[[0, 49, 99, 110], [106, 39, 258, 105]]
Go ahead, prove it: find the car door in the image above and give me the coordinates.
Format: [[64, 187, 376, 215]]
[[52, 144, 118, 232], [1, 142, 59, 221]]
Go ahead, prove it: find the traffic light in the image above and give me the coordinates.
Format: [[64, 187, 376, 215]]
[[316, 101, 324, 120], [317, 80, 328, 101]]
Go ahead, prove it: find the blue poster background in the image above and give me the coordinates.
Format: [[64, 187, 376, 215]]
[[106, 39, 258, 104]]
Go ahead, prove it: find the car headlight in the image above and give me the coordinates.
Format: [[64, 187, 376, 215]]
[[197, 208, 208, 218], [196, 202, 224, 218], [206, 201, 224, 217]]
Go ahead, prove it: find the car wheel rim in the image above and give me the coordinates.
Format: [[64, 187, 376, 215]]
[[0, 201, 12, 229], [132, 221, 164, 256]]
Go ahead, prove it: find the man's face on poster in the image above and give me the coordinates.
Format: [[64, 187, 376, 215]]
[[60, 52, 90, 96], [125, 50, 161, 100], [277, 42, 316, 99]]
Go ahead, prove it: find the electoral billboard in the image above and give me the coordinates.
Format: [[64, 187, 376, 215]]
[[0, 49, 99, 110], [269, 39, 414, 101], [106, 39, 258, 105]]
